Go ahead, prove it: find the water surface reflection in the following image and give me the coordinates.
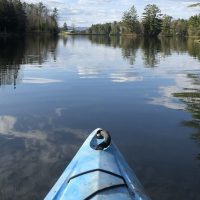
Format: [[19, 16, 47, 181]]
[[0, 35, 200, 200], [0, 113, 87, 200], [0, 35, 58, 88]]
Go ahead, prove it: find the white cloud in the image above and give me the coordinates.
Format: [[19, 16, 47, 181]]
[[22, 0, 200, 26]]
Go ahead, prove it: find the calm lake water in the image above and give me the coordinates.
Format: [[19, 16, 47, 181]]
[[0, 35, 200, 200]]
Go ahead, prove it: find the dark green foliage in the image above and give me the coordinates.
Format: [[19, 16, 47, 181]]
[[24, 2, 58, 34], [0, 0, 26, 33], [161, 15, 173, 36], [86, 3, 200, 38], [110, 21, 120, 35], [62, 22, 68, 31], [0, 0, 58, 35], [188, 3, 200, 8], [171, 19, 188, 37], [142, 4, 162, 36], [188, 15, 200, 37], [122, 5, 140, 34], [87, 23, 112, 35]]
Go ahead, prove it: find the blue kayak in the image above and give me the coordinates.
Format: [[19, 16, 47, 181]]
[[45, 128, 150, 200]]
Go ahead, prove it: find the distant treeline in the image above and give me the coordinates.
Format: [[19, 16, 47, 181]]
[[0, 0, 58, 35], [86, 4, 200, 37]]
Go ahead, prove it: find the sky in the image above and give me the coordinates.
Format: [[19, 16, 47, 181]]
[[24, 0, 200, 27]]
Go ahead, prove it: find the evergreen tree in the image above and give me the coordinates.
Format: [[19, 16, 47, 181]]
[[110, 21, 120, 35], [142, 4, 162, 36], [122, 5, 140, 33], [188, 15, 200, 36], [161, 15, 173, 36], [0, 0, 59, 35], [63, 22, 68, 31], [171, 19, 188, 37]]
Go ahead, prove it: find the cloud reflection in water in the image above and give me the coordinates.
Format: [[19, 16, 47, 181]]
[[23, 77, 62, 84], [0, 113, 87, 200]]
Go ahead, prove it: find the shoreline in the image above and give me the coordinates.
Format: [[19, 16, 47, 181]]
[[59, 32, 200, 38], [0, 32, 58, 38], [1, 31, 200, 40]]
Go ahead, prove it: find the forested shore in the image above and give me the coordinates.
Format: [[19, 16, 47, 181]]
[[1, 1, 199, 38], [85, 4, 200, 37], [0, 0, 58, 35]]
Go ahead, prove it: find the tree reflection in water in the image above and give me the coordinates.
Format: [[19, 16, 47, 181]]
[[1, 35, 197, 89], [86, 35, 200, 160], [172, 74, 200, 159], [89, 35, 200, 67], [0, 35, 58, 88], [0, 35, 200, 200]]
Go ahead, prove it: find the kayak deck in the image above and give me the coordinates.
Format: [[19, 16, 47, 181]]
[[45, 128, 150, 200]]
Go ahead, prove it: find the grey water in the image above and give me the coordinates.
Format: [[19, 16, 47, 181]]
[[0, 35, 200, 200]]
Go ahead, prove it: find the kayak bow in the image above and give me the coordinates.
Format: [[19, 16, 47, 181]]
[[45, 128, 150, 200]]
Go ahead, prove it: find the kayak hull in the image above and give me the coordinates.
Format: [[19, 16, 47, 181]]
[[45, 128, 150, 200]]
